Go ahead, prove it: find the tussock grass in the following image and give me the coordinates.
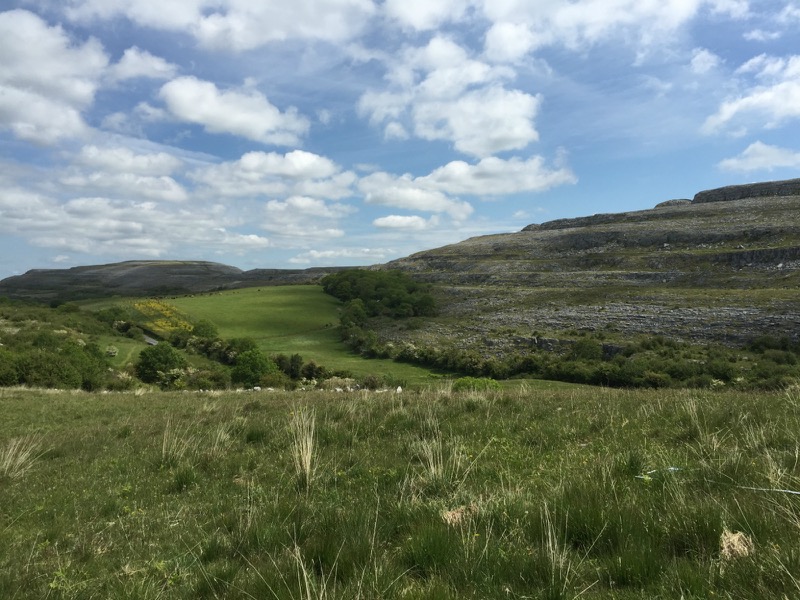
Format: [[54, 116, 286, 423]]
[[2, 384, 800, 598], [0, 434, 44, 480], [160, 417, 198, 467], [290, 408, 316, 493]]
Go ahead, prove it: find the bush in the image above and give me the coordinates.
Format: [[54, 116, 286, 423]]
[[184, 366, 231, 390], [135, 343, 188, 384], [231, 349, 278, 387], [570, 338, 604, 361], [191, 319, 218, 339], [15, 350, 83, 389], [360, 374, 384, 390], [0, 348, 19, 386]]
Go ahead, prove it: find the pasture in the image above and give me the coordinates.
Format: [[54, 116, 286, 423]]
[[86, 286, 442, 385], [2, 384, 800, 598]]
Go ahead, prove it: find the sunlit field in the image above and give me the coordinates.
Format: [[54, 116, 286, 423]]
[[85, 286, 443, 384]]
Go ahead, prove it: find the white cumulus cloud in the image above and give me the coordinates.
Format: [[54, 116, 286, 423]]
[[690, 48, 721, 74], [61, 172, 188, 202], [109, 46, 178, 81], [358, 36, 538, 157], [373, 215, 436, 230], [289, 247, 391, 265], [413, 86, 540, 157], [359, 172, 474, 221], [718, 141, 800, 172], [66, 0, 375, 51], [192, 150, 355, 200], [484, 21, 539, 63], [159, 76, 310, 145], [262, 195, 355, 240], [421, 155, 577, 196], [75, 145, 183, 176], [384, 0, 467, 31], [703, 54, 800, 133], [0, 9, 107, 143]]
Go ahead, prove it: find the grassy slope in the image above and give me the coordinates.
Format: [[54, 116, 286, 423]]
[[166, 286, 443, 385], [2, 385, 800, 598]]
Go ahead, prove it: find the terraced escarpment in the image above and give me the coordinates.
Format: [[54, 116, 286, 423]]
[[384, 179, 800, 350]]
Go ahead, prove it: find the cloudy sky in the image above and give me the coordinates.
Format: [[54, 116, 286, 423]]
[[1, 1, 799, 279]]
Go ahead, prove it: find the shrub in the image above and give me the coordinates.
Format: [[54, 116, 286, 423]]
[[570, 338, 604, 361], [135, 343, 188, 384], [360, 374, 385, 390], [185, 366, 231, 390], [21, 352, 81, 388], [126, 326, 145, 341], [191, 319, 218, 339], [0, 348, 18, 386], [762, 349, 797, 366], [231, 349, 278, 388]]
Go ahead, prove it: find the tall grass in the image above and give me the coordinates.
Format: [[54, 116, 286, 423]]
[[290, 408, 316, 493], [541, 502, 596, 600], [2, 385, 800, 598], [160, 418, 197, 467], [0, 434, 43, 480]]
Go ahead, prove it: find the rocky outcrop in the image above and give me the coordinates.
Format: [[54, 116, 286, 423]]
[[692, 178, 800, 203], [655, 199, 691, 208]]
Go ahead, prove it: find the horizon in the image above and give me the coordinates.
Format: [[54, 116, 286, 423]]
[[1, 2, 799, 280]]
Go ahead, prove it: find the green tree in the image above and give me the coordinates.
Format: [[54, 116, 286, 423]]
[[341, 299, 368, 327], [231, 349, 278, 387], [135, 343, 188, 384], [288, 353, 304, 379], [191, 319, 218, 339]]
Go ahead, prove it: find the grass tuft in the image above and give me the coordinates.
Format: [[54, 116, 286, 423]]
[[290, 408, 316, 493], [0, 434, 44, 480], [161, 418, 197, 467]]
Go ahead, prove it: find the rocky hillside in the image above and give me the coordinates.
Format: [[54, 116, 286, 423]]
[[383, 178, 800, 350]]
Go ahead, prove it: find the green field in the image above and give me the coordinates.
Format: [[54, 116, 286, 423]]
[[165, 286, 445, 385], [2, 384, 800, 598]]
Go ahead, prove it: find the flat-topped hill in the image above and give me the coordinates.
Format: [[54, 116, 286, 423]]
[[383, 179, 800, 349], [0, 260, 348, 302]]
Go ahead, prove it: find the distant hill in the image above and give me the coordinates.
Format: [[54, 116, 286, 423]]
[[0, 260, 350, 303]]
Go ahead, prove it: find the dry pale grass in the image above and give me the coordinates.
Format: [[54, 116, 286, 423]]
[[0, 434, 44, 480], [720, 528, 754, 561], [441, 503, 478, 527], [290, 408, 316, 492]]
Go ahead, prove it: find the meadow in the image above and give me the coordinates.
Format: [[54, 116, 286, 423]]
[[2, 383, 800, 598], [85, 286, 440, 385]]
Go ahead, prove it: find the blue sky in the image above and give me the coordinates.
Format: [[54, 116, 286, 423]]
[[1, 1, 799, 279]]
